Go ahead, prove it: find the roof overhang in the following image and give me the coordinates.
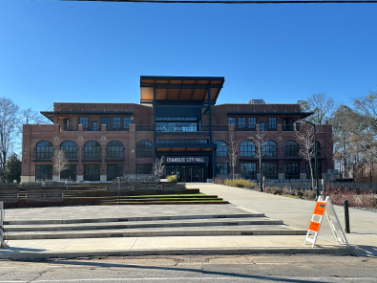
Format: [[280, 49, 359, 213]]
[[40, 111, 133, 122], [227, 112, 314, 118], [140, 76, 225, 104]]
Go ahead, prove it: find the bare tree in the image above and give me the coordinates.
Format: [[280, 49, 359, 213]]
[[52, 150, 69, 181], [296, 128, 316, 189], [227, 135, 240, 183], [152, 156, 165, 180], [0, 98, 20, 181], [298, 93, 339, 125], [249, 127, 266, 191]]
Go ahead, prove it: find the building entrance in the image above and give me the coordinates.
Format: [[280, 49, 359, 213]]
[[165, 165, 208, 182]]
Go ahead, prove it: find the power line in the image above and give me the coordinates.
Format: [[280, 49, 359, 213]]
[[62, 0, 377, 3]]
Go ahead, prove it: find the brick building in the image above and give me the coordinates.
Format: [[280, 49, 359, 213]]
[[21, 76, 333, 183]]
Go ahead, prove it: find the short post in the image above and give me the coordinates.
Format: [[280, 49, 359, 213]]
[[0, 201, 6, 248], [344, 200, 350, 233], [117, 177, 120, 205]]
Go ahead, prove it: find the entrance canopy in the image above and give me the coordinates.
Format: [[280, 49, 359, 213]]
[[140, 76, 225, 104]]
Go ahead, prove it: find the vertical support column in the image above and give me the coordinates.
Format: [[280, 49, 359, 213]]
[[208, 87, 215, 179], [153, 87, 157, 160]]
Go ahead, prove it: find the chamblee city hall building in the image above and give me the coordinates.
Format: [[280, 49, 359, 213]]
[[21, 76, 333, 183]]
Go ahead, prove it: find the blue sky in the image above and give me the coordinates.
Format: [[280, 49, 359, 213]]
[[1, 0, 376, 112]]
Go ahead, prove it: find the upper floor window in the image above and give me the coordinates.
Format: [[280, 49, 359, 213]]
[[248, 117, 256, 129], [215, 141, 227, 157], [238, 117, 246, 128], [228, 117, 235, 125], [107, 141, 123, 158], [269, 117, 277, 129], [112, 117, 121, 129], [137, 141, 153, 158], [79, 117, 88, 128], [123, 117, 131, 129], [60, 141, 77, 158], [260, 122, 266, 131], [283, 140, 299, 157], [102, 117, 110, 128], [84, 141, 101, 158], [36, 141, 54, 158], [240, 141, 255, 157]]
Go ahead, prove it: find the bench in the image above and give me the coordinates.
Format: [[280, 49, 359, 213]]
[[25, 189, 64, 206], [0, 189, 19, 204]]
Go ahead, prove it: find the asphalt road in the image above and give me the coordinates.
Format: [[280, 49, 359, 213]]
[[0, 254, 376, 283]]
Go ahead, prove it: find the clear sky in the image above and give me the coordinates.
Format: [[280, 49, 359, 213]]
[[1, 0, 377, 113]]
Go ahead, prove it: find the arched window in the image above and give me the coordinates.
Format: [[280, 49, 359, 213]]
[[283, 141, 299, 157], [240, 141, 255, 157], [137, 141, 153, 158], [36, 141, 53, 158], [262, 141, 277, 157], [107, 141, 124, 158], [84, 141, 101, 158], [60, 141, 77, 158], [215, 141, 227, 157]]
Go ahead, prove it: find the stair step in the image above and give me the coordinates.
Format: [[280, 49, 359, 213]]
[[4, 213, 265, 225], [4, 225, 307, 240], [5, 218, 283, 232]]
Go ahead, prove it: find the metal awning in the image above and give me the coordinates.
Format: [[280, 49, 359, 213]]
[[40, 111, 133, 122], [140, 76, 225, 104]]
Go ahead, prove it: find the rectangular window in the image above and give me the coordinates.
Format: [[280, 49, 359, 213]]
[[79, 117, 88, 128], [262, 162, 278, 179], [35, 164, 53, 181], [107, 164, 123, 181], [84, 164, 100, 181], [136, 164, 153, 174], [260, 122, 266, 131], [112, 117, 121, 129], [216, 163, 228, 174], [228, 117, 235, 125], [306, 162, 322, 180], [241, 163, 256, 179], [238, 117, 246, 128], [60, 164, 77, 181], [248, 117, 256, 129], [285, 162, 300, 179], [123, 117, 131, 129], [92, 121, 98, 131], [102, 117, 110, 128], [269, 117, 277, 129]]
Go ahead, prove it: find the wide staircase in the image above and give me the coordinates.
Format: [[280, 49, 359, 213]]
[[3, 213, 306, 240]]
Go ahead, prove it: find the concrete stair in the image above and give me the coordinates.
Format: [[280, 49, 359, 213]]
[[3, 213, 306, 240]]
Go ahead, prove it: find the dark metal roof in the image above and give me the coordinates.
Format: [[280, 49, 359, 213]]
[[227, 112, 314, 117], [41, 111, 133, 122], [140, 76, 225, 104]]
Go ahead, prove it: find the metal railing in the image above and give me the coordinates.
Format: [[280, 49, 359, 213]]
[[136, 125, 154, 131], [83, 126, 101, 132], [62, 125, 78, 131], [283, 124, 299, 131]]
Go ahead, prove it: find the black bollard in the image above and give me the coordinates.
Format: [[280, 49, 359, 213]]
[[344, 200, 350, 233]]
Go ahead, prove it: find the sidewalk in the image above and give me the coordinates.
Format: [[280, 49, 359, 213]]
[[188, 183, 377, 256]]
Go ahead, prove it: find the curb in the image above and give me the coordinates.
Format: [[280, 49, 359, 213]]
[[0, 246, 355, 260]]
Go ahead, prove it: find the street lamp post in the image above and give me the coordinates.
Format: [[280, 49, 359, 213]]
[[312, 123, 320, 201]]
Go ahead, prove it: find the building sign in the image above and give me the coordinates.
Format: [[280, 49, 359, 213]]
[[164, 156, 208, 164]]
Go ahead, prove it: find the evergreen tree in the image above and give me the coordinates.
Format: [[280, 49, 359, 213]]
[[5, 153, 21, 183]]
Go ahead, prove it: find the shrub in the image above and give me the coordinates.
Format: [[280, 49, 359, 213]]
[[167, 175, 177, 182], [224, 178, 255, 188], [270, 187, 283, 195], [296, 189, 304, 198], [304, 190, 316, 200]]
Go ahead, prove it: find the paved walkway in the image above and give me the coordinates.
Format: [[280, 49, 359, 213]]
[[1, 183, 375, 259], [187, 183, 377, 256]]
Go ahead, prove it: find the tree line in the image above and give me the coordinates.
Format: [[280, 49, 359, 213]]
[[298, 89, 377, 179], [0, 97, 50, 182]]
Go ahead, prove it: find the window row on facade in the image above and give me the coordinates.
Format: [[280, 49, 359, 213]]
[[214, 140, 321, 157], [35, 140, 154, 159], [216, 162, 322, 180], [64, 116, 132, 131], [227, 117, 298, 131]]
